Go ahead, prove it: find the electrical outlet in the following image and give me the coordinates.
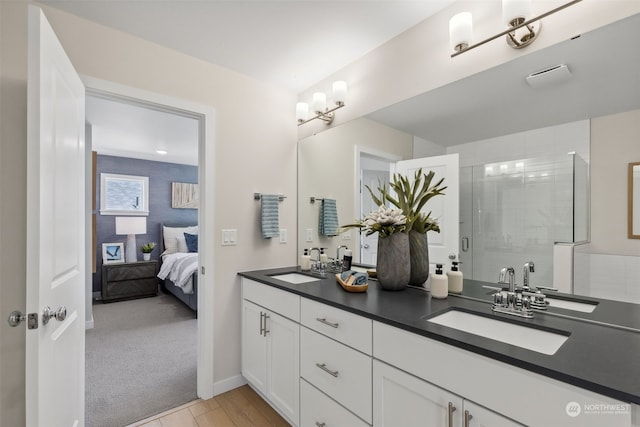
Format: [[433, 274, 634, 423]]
[[306, 228, 313, 242], [279, 229, 287, 244]]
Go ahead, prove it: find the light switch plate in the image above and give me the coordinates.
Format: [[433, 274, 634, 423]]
[[221, 229, 237, 246], [306, 228, 313, 242], [279, 229, 287, 244]]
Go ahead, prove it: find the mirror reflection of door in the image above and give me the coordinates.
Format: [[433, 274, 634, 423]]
[[360, 160, 391, 264]]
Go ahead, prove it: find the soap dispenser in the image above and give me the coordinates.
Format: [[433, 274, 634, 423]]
[[430, 264, 448, 299], [300, 249, 312, 271], [320, 248, 329, 263], [447, 261, 463, 293]]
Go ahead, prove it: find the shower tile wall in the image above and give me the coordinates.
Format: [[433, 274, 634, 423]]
[[449, 120, 590, 287], [574, 251, 640, 304]]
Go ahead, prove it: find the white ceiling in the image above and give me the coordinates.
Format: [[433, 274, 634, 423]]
[[86, 95, 200, 165]]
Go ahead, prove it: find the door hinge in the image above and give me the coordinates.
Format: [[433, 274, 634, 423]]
[[201, 266, 205, 275]]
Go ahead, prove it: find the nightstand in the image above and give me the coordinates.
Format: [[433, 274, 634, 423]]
[[101, 260, 158, 302]]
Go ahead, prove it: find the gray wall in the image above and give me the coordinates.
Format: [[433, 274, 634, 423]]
[[94, 155, 198, 293]]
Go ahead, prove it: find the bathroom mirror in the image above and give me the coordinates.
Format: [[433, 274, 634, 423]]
[[629, 162, 640, 239], [298, 13, 640, 302]]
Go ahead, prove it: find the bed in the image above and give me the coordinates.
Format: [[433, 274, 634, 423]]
[[157, 224, 199, 312]]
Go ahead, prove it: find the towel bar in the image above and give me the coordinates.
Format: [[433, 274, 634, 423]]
[[254, 193, 286, 202]]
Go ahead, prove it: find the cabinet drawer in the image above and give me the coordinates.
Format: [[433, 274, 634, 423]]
[[301, 298, 372, 355], [102, 278, 157, 300], [300, 327, 372, 424], [300, 378, 369, 427], [105, 263, 156, 281], [242, 278, 300, 322]]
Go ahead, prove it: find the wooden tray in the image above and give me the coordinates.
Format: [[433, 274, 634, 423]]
[[335, 273, 368, 293]]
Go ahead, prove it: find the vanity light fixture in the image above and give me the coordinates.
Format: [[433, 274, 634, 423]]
[[296, 81, 347, 126], [449, 0, 582, 58]]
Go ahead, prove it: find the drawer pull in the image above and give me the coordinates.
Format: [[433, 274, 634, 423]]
[[464, 410, 473, 427], [316, 317, 339, 328], [264, 314, 270, 336], [315, 423, 326, 427], [447, 402, 457, 427], [259, 312, 265, 336], [315, 362, 339, 378]]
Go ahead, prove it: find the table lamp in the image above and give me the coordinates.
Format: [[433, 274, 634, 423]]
[[115, 216, 147, 262]]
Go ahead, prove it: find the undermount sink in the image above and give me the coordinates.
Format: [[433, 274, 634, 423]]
[[269, 273, 321, 284], [426, 309, 570, 355], [546, 296, 598, 313]]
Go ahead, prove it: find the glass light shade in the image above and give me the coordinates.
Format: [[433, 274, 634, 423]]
[[312, 92, 327, 113], [296, 102, 309, 121], [449, 12, 473, 51], [503, 0, 531, 24], [332, 81, 347, 104]]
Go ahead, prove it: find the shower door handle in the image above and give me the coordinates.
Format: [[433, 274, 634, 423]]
[[462, 237, 469, 252]]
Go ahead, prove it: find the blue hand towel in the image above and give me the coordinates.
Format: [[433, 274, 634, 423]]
[[319, 198, 339, 237], [260, 194, 280, 239], [340, 270, 368, 286]]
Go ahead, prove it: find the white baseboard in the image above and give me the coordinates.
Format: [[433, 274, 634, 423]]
[[85, 318, 94, 330], [212, 374, 247, 396]]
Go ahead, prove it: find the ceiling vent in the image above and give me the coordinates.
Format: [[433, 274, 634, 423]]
[[526, 64, 572, 88]]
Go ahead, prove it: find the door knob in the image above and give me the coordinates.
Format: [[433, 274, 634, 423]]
[[42, 306, 67, 325], [363, 244, 370, 249], [7, 310, 38, 329]]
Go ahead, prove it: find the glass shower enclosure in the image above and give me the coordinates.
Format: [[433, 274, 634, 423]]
[[459, 153, 588, 287]]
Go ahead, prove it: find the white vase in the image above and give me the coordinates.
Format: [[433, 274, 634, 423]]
[[143, 253, 151, 261]]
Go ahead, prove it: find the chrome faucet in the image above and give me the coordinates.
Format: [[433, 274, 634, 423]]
[[308, 247, 321, 262], [499, 267, 516, 292], [523, 261, 535, 290]]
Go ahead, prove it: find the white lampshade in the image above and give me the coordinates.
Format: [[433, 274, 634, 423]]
[[449, 12, 473, 51], [332, 81, 347, 105], [503, 0, 531, 24], [115, 217, 146, 263], [115, 216, 147, 235], [296, 102, 309, 121], [312, 92, 327, 113]]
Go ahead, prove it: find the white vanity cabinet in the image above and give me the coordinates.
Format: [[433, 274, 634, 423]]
[[373, 321, 632, 427], [373, 360, 522, 427], [299, 297, 373, 425], [241, 279, 300, 426]]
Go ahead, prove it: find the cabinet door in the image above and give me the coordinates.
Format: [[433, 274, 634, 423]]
[[373, 360, 462, 427], [266, 310, 300, 425], [464, 400, 525, 427], [242, 300, 267, 395]]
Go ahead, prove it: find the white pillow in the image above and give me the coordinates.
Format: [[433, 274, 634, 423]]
[[163, 225, 198, 254]]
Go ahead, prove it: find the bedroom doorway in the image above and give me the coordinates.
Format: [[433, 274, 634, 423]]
[[83, 77, 215, 425]]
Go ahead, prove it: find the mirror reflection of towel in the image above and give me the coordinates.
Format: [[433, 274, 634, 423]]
[[319, 198, 339, 237], [261, 194, 280, 239]]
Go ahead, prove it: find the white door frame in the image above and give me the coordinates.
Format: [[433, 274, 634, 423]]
[[81, 76, 216, 399]]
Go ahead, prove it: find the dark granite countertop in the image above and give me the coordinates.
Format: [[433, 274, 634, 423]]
[[238, 266, 640, 405]]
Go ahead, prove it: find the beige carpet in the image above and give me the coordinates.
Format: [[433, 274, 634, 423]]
[[85, 291, 197, 427]]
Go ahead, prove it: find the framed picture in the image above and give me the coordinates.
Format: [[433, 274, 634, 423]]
[[102, 243, 125, 264], [171, 182, 199, 209], [100, 173, 149, 216]]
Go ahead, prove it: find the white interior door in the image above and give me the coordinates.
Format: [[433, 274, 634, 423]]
[[26, 6, 86, 426], [361, 169, 390, 265], [395, 154, 459, 270]]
